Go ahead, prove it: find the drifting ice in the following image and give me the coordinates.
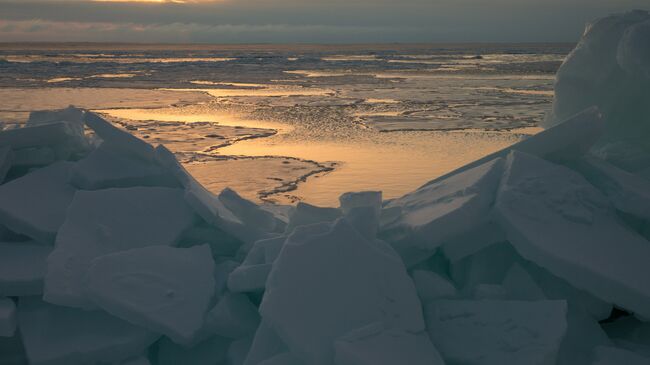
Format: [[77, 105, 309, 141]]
[[0, 9, 648, 365]]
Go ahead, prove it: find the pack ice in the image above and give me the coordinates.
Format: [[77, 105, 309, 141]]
[[0, 10, 649, 365]]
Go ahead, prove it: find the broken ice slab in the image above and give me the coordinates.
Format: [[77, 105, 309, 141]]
[[339, 191, 382, 215], [494, 150, 650, 318], [592, 346, 650, 365], [11, 146, 56, 168], [84, 245, 215, 346], [285, 202, 341, 233], [411, 270, 458, 302], [421, 106, 604, 187], [202, 292, 260, 339], [501, 263, 546, 301], [84, 111, 155, 162], [228, 264, 272, 293], [381, 157, 504, 253], [44, 186, 195, 309], [0, 242, 51, 296], [157, 335, 229, 365], [334, 322, 444, 365], [0, 146, 12, 184], [70, 144, 178, 190], [27, 106, 85, 136], [0, 122, 85, 151], [260, 219, 424, 365], [574, 155, 650, 221], [425, 299, 567, 365], [0, 297, 16, 337], [155, 145, 268, 244], [18, 297, 157, 365], [228, 336, 254, 365], [220, 188, 286, 234], [243, 321, 288, 365], [0, 161, 76, 244]]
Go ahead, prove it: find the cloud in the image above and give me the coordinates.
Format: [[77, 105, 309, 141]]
[[0, 0, 648, 42]]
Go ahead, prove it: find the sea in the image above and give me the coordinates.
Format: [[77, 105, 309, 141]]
[[0, 43, 574, 206]]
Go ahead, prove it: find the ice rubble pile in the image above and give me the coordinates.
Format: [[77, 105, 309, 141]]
[[1, 12, 650, 365]]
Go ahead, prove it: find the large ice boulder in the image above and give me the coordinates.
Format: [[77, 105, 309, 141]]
[[0, 161, 76, 244], [546, 10, 650, 170], [259, 219, 426, 365], [18, 298, 157, 365], [84, 245, 216, 345], [424, 299, 567, 365], [494, 150, 650, 318], [44, 186, 196, 309]]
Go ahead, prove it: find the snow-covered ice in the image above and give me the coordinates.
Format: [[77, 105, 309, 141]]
[[494, 150, 650, 318], [425, 299, 568, 365], [44, 186, 195, 308], [260, 219, 424, 365], [84, 244, 215, 345], [18, 297, 157, 365], [0, 161, 76, 244], [0, 242, 51, 296]]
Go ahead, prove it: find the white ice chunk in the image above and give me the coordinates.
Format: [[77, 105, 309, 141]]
[[0, 161, 76, 244], [27, 106, 85, 138], [260, 219, 424, 365], [45, 186, 195, 308], [0, 122, 85, 152], [0, 147, 12, 184], [0, 298, 16, 337], [70, 144, 178, 190], [494, 150, 650, 318], [84, 111, 154, 162], [381, 157, 504, 251], [576, 155, 650, 220], [228, 264, 272, 293], [592, 346, 650, 365], [425, 299, 567, 365], [339, 191, 381, 215], [157, 335, 229, 365], [18, 297, 157, 365], [411, 270, 458, 302], [617, 19, 650, 79], [343, 206, 379, 240], [0, 242, 51, 296], [502, 263, 546, 301], [84, 245, 216, 345], [285, 202, 341, 233], [203, 292, 260, 339], [219, 188, 286, 234], [11, 146, 56, 167], [334, 322, 444, 365], [243, 322, 288, 365], [155, 145, 265, 244]]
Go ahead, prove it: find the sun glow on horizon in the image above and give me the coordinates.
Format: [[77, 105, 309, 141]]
[[92, 0, 203, 3]]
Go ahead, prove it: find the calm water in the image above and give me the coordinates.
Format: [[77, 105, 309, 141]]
[[0, 43, 573, 206]]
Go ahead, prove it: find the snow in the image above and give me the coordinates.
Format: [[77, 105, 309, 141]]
[[494, 150, 650, 318], [334, 322, 444, 365], [0, 242, 52, 296], [44, 186, 196, 309], [18, 297, 157, 365], [83, 245, 216, 345], [0, 161, 76, 244], [70, 144, 178, 190], [424, 299, 567, 365], [259, 219, 424, 365], [0, 298, 16, 337]]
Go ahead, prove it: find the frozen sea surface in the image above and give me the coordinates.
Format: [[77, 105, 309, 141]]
[[0, 43, 571, 205]]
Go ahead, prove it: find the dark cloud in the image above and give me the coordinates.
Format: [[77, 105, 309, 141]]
[[0, 0, 647, 42]]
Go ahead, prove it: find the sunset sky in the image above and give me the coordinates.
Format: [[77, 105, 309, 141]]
[[0, 0, 647, 43]]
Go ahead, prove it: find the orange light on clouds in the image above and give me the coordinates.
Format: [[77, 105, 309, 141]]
[[92, 0, 198, 3]]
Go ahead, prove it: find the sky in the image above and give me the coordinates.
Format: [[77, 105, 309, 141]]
[[0, 0, 647, 43]]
